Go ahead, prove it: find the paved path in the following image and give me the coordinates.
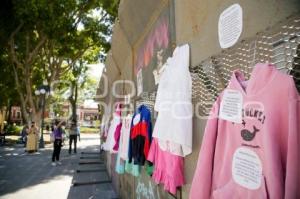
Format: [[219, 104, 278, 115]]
[[0, 134, 103, 199]]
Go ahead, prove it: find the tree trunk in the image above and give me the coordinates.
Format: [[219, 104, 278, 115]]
[[74, 83, 78, 121], [71, 99, 77, 122], [21, 108, 28, 125], [6, 103, 12, 124], [8, 24, 46, 128], [32, 110, 41, 128], [69, 81, 78, 122]]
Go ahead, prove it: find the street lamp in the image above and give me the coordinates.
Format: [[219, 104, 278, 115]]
[[35, 80, 50, 149]]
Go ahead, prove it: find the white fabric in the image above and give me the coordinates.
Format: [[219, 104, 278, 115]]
[[100, 100, 112, 138], [153, 44, 193, 157], [118, 114, 133, 161], [102, 113, 121, 153]]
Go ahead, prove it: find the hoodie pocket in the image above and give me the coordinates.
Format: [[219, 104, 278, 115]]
[[212, 176, 268, 199], [212, 179, 238, 199]]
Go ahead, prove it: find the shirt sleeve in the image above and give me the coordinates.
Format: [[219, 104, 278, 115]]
[[144, 110, 152, 159], [189, 97, 220, 199], [128, 113, 136, 163], [284, 81, 300, 199]]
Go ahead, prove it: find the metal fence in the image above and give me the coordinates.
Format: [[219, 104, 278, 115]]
[[190, 14, 300, 116]]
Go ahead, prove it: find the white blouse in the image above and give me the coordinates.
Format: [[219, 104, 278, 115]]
[[102, 113, 121, 153], [152, 44, 193, 157]]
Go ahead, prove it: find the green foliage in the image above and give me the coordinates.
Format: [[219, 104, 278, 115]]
[[0, 0, 119, 123], [80, 126, 100, 133], [6, 125, 22, 136], [0, 49, 19, 107], [78, 76, 99, 103]]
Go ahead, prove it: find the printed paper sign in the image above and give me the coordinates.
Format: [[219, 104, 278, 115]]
[[137, 69, 143, 96], [219, 89, 243, 123], [232, 147, 262, 190], [218, 4, 243, 48]]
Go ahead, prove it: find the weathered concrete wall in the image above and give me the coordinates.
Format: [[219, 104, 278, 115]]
[[102, 0, 300, 198], [175, 0, 300, 66]]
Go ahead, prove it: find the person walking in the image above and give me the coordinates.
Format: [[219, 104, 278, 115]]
[[52, 121, 64, 166], [69, 121, 80, 154], [21, 125, 29, 147], [0, 123, 7, 145]]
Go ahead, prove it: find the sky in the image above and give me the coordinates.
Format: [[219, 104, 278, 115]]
[[84, 63, 104, 108], [87, 63, 105, 80]]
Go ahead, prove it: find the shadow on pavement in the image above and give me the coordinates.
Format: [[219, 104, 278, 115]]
[[0, 134, 102, 198]]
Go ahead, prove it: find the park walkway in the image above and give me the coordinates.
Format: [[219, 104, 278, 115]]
[[0, 134, 117, 199]]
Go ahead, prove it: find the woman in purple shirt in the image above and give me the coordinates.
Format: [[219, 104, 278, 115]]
[[52, 121, 64, 166]]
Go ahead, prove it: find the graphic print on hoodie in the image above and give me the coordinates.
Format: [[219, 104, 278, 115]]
[[190, 63, 300, 199], [236, 102, 266, 147]]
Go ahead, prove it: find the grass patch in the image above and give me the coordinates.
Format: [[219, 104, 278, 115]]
[[80, 127, 99, 134]]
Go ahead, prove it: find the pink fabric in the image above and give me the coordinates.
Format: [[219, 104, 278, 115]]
[[113, 102, 122, 151], [113, 123, 122, 151], [102, 102, 122, 153], [190, 63, 300, 199], [147, 138, 185, 195], [115, 102, 122, 116]]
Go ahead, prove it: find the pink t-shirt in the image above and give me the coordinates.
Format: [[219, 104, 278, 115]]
[[190, 63, 300, 199], [147, 138, 185, 195]]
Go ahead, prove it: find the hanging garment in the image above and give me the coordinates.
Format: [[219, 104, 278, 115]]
[[100, 118, 110, 138], [147, 138, 185, 195], [102, 103, 122, 153], [115, 152, 125, 174], [112, 103, 122, 151], [190, 63, 300, 199], [115, 114, 133, 174], [112, 121, 122, 151], [119, 114, 133, 161], [128, 105, 152, 165], [125, 160, 141, 177], [153, 44, 193, 157], [100, 118, 110, 150], [100, 100, 112, 138]]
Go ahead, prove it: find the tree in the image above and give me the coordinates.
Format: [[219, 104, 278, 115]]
[[68, 61, 87, 121], [0, 48, 20, 123], [0, 0, 119, 126]]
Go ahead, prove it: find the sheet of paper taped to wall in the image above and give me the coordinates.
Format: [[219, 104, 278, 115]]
[[219, 89, 243, 123]]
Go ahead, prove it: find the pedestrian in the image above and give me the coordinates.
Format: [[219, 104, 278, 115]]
[[21, 125, 29, 147], [51, 120, 64, 166], [0, 130, 4, 145], [26, 122, 38, 153], [0, 122, 7, 145], [45, 124, 50, 134], [68, 120, 80, 154]]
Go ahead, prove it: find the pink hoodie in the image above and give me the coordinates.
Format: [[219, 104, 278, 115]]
[[190, 63, 300, 199]]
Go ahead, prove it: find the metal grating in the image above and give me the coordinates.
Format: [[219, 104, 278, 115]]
[[190, 14, 300, 116], [135, 91, 156, 114]]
